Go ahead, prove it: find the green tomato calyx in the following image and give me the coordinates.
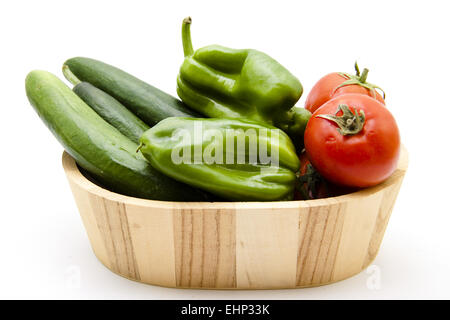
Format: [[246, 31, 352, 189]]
[[335, 62, 386, 100], [296, 163, 327, 200], [317, 104, 365, 136]]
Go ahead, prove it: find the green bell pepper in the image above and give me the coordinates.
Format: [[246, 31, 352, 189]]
[[139, 117, 300, 201], [176, 17, 311, 148]]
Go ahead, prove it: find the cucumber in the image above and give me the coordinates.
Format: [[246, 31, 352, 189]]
[[73, 82, 149, 144], [63, 57, 200, 126], [25, 70, 211, 201]]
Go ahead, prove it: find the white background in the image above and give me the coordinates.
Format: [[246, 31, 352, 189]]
[[0, 0, 449, 299]]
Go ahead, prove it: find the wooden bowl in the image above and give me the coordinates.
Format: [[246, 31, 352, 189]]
[[62, 147, 408, 289]]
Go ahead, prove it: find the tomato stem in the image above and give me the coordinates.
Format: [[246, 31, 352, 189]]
[[354, 61, 361, 76], [359, 68, 369, 83], [335, 62, 386, 100], [317, 104, 365, 136]]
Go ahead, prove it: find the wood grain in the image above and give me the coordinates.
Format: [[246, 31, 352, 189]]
[[296, 199, 346, 286], [236, 208, 299, 289], [173, 208, 236, 288], [88, 196, 140, 280], [62, 146, 408, 289], [125, 205, 176, 287]]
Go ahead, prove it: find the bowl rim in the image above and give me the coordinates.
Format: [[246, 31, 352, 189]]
[[62, 145, 408, 209]]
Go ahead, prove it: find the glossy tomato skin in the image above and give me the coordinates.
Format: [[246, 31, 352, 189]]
[[294, 151, 357, 200], [304, 72, 385, 113], [304, 94, 400, 188]]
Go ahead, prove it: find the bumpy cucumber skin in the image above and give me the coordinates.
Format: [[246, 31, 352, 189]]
[[25, 70, 211, 201], [63, 57, 200, 126], [73, 82, 149, 144]]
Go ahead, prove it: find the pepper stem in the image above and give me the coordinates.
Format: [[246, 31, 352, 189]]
[[136, 142, 144, 153], [317, 104, 365, 136], [182, 17, 194, 57], [62, 64, 81, 86]]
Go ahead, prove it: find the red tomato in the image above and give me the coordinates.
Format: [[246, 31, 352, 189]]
[[295, 151, 356, 200], [304, 94, 400, 188], [295, 152, 329, 200], [305, 64, 385, 113]]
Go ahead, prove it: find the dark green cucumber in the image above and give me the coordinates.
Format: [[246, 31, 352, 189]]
[[63, 57, 200, 126], [25, 70, 211, 201], [73, 82, 149, 144]]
